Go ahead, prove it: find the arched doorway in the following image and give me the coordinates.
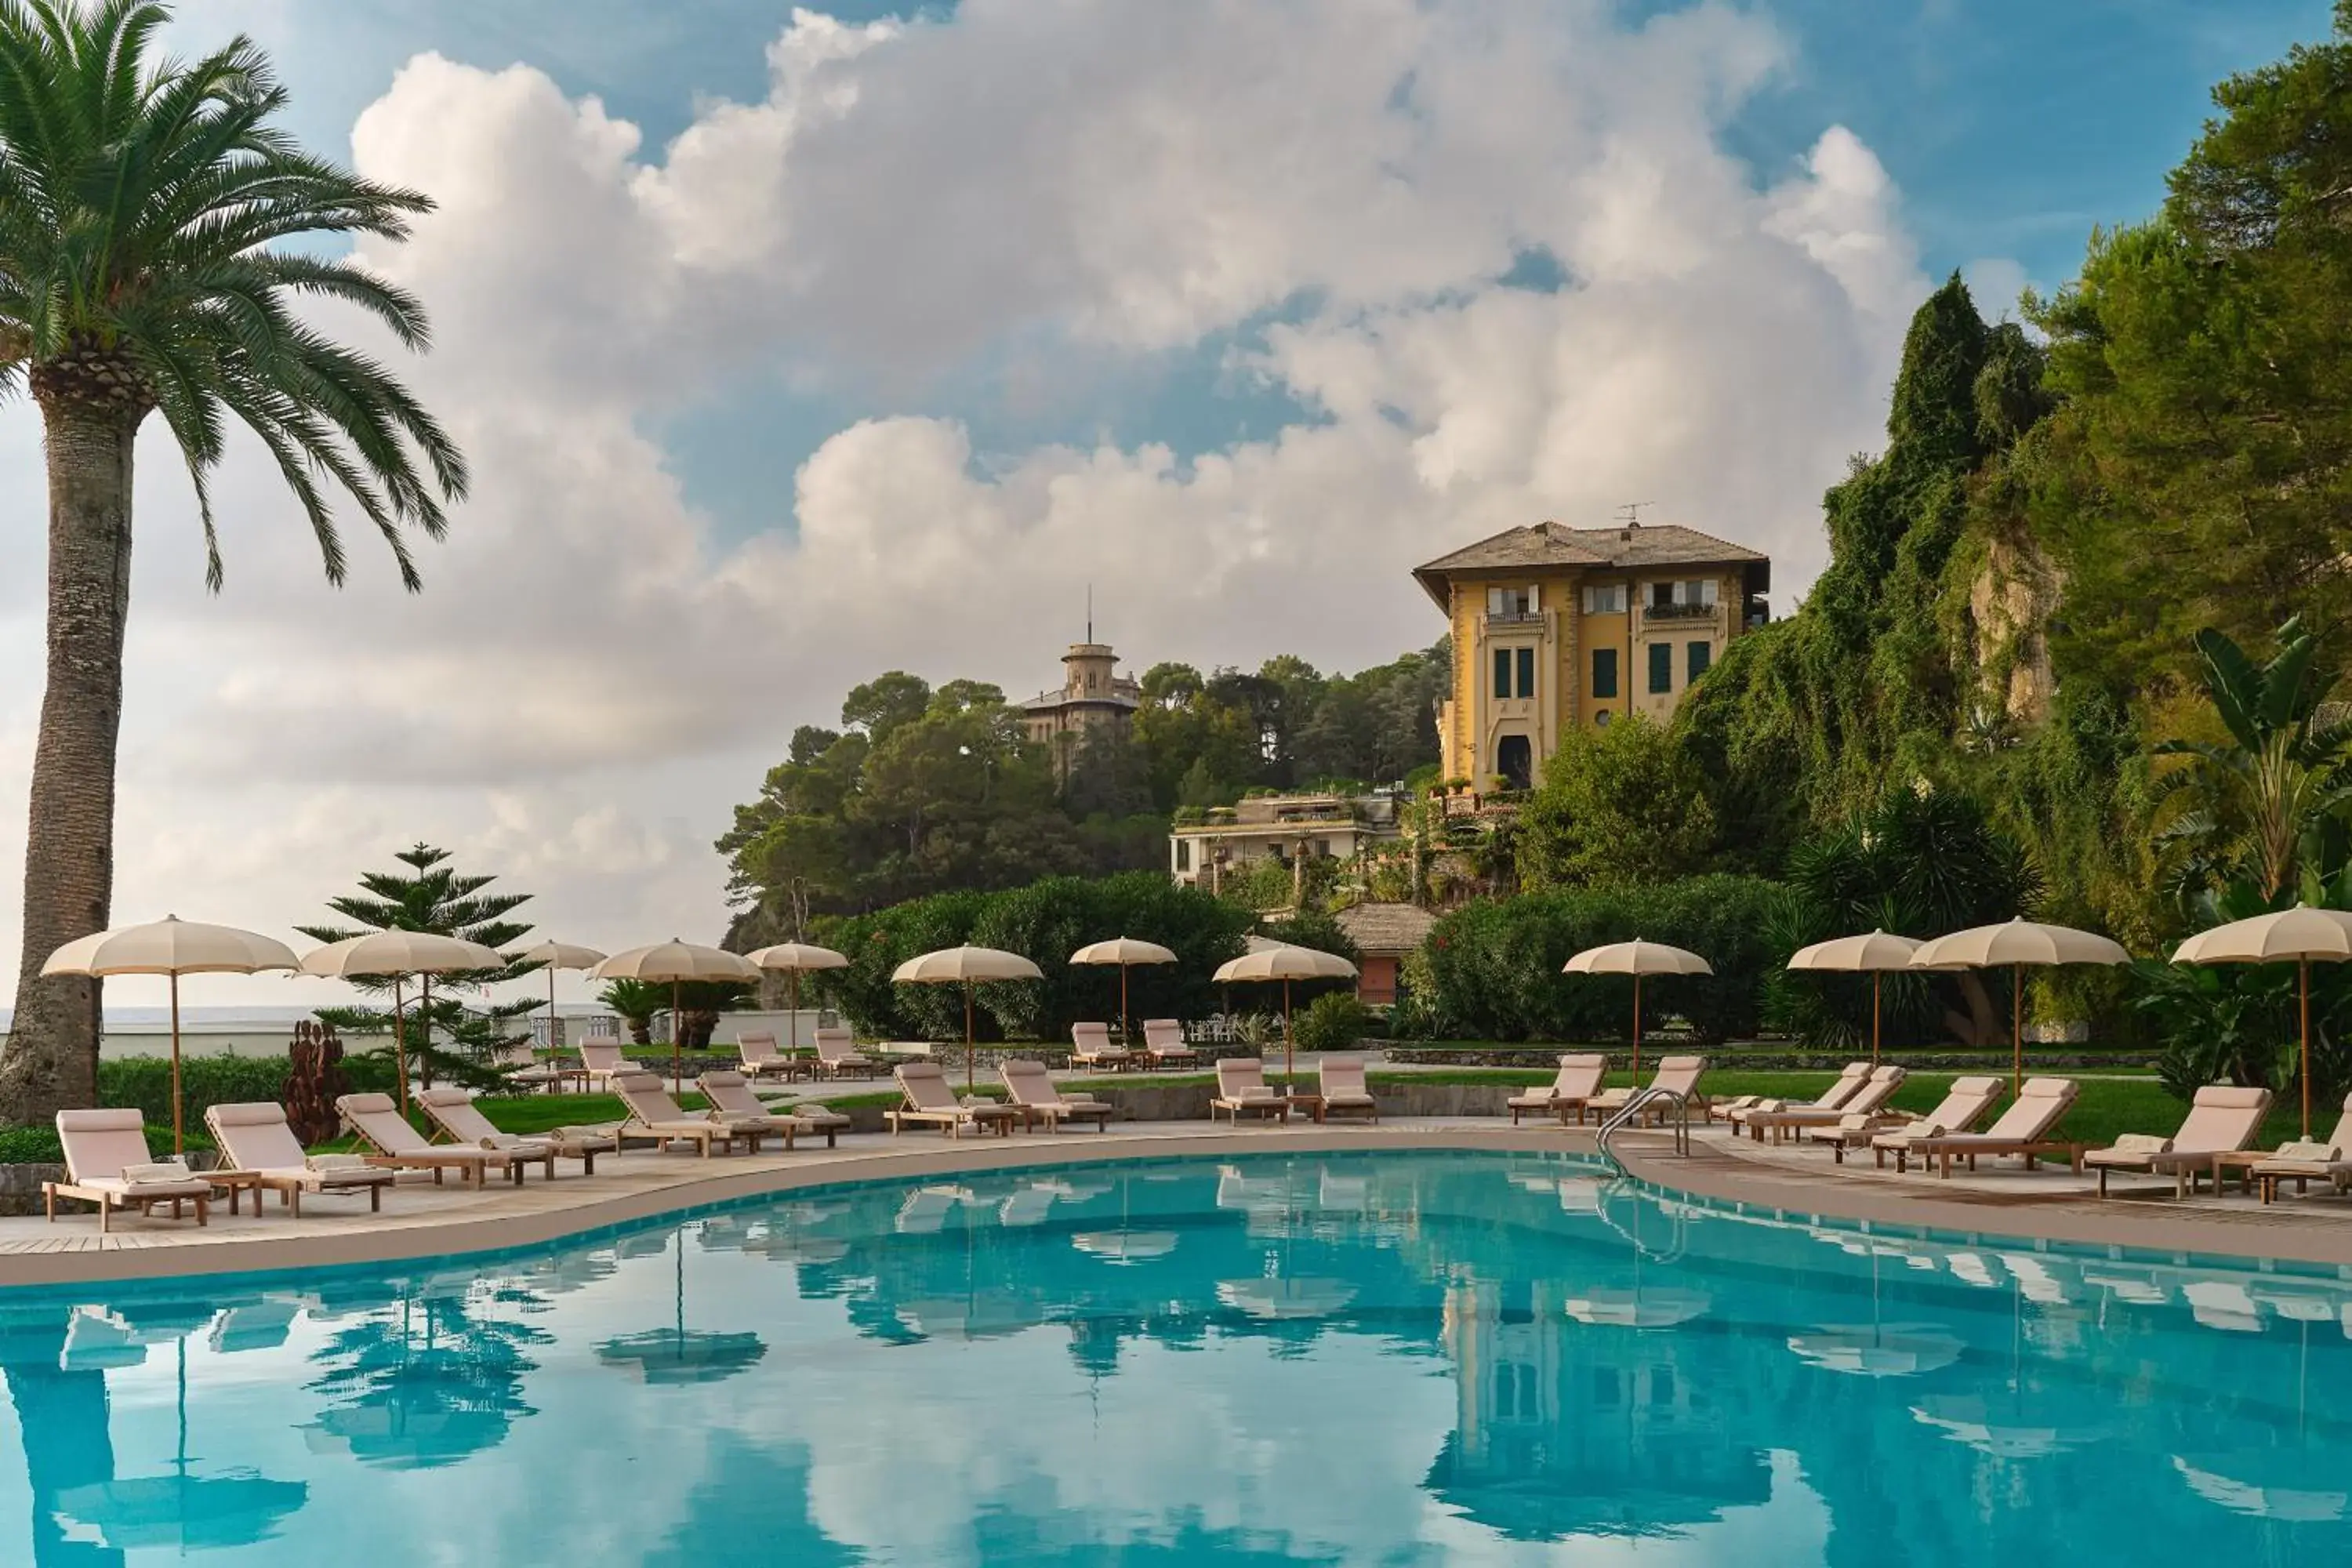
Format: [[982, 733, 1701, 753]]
[[1495, 734, 1533, 790]]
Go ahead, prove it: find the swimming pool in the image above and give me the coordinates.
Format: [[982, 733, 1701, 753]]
[[1, 1149, 2347, 1563]]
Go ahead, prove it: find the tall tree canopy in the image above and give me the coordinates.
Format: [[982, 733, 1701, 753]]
[[0, 1, 465, 1120]]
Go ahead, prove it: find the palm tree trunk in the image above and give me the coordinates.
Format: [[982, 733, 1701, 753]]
[[0, 390, 139, 1123]]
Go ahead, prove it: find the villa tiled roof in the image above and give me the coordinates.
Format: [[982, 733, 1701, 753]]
[[1334, 902, 1439, 956], [1412, 521, 1768, 608]]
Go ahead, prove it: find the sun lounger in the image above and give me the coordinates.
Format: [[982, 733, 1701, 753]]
[[1726, 1062, 1871, 1129], [735, 1032, 803, 1081], [2084, 1083, 2273, 1197], [576, 1038, 644, 1089], [1316, 1056, 1380, 1123], [813, 1027, 879, 1080], [43, 1109, 216, 1231], [416, 1088, 614, 1175], [1142, 1018, 1197, 1069], [1816, 1076, 2002, 1166], [336, 1093, 526, 1187], [1588, 1056, 1710, 1124], [494, 1041, 571, 1093], [1506, 1054, 1607, 1126], [1069, 1022, 1135, 1073], [1000, 1059, 1113, 1131], [1900, 1077, 2083, 1177], [697, 1071, 825, 1147], [887, 1062, 1012, 1138], [1210, 1058, 1290, 1124], [778, 1100, 850, 1146], [2250, 1093, 2352, 1203], [1746, 1065, 1905, 1143], [204, 1102, 399, 1215], [611, 1072, 764, 1156]]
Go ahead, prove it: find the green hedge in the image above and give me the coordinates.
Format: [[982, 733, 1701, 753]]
[[816, 873, 1254, 1043], [90, 1051, 397, 1131], [1425, 875, 1784, 1044]]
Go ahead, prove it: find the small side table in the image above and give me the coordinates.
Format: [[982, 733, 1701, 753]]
[[207, 1169, 273, 1218], [2206, 1149, 2270, 1198], [1285, 1094, 1327, 1126]]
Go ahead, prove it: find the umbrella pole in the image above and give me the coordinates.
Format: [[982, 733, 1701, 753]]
[[1121, 964, 1131, 1048], [549, 964, 559, 1058], [1284, 978, 1295, 1082], [2011, 963, 2023, 1097], [392, 975, 409, 1115], [789, 971, 800, 1055], [1871, 972, 1882, 1068], [672, 978, 683, 1096], [168, 973, 183, 1161], [1632, 974, 1642, 1080], [2301, 957, 2313, 1139], [419, 973, 434, 1091], [965, 982, 976, 1094]]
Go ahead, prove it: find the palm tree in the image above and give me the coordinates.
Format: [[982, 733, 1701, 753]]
[[2154, 619, 2352, 904], [0, 2, 465, 1121]]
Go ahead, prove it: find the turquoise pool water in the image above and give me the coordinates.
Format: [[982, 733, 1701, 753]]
[[2, 1149, 2349, 1563]]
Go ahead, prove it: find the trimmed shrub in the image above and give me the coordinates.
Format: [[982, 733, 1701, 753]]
[[1425, 875, 1784, 1043], [92, 1052, 397, 1131], [1294, 993, 1372, 1054]]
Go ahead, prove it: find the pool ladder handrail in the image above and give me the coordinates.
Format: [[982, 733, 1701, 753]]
[[1595, 1086, 1692, 1171]]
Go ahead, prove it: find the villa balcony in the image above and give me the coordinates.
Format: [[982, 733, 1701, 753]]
[[1642, 601, 1720, 626], [1483, 610, 1545, 630]]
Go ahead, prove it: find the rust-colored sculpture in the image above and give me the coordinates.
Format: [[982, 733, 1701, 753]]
[[282, 1018, 350, 1145]]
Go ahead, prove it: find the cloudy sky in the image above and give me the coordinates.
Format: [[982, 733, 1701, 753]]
[[0, 0, 2327, 1011]]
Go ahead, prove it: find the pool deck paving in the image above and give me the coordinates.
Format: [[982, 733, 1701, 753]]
[[4, 1114, 2350, 1288]]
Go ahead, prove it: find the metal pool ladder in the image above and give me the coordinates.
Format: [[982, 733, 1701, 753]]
[[1595, 1087, 1691, 1172]]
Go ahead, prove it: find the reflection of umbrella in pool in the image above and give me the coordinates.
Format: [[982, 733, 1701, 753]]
[[2175, 1454, 2349, 1522], [1563, 1287, 1712, 1329], [597, 1229, 768, 1386], [1072, 1230, 1180, 1264], [1216, 1277, 1357, 1320], [54, 1337, 308, 1550], [1787, 1324, 1963, 1377], [1910, 1394, 2107, 1459], [209, 1299, 300, 1354]]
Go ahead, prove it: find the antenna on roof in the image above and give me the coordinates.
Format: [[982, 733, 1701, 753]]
[[1616, 502, 1650, 528], [1086, 582, 1094, 644]]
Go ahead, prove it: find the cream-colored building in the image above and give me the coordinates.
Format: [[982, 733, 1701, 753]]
[[1413, 520, 1769, 790], [1021, 641, 1141, 771], [1167, 790, 1405, 891]]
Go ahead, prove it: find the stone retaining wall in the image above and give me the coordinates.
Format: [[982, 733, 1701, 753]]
[[811, 1079, 1527, 1136], [1384, 1046, 2156, 1071]]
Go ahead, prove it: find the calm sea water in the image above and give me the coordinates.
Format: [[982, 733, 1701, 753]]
[[2, 1149, 2348, 1564]]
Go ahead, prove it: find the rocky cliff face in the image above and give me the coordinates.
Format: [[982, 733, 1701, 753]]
[[1969, 533, 2062, 728]]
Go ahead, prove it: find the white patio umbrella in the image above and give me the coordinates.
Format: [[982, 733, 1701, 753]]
[[505, 941, 607, 1058], [1210, 944, 1358, 1080], [44, 916, 299, 1153], [1069, 937, 1178, 1045], [1910, 918, 2129, 1094], [592, 941, 761, 1093], [1561, 940, 1712, 1078], [1786, 930, 1923, 1066], [2172, 903, 2352, 1138], [891, 946, 1044, 1092], [299, 931, 506, 1114], [746, 942, 849, 1056]]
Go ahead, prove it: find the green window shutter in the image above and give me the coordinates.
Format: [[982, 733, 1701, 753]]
[[1687, 640, 1711, 682], [1592, 648, 1617, 699], [1648, 642, 1672, 694], [1515, 647, 1534, 698], [1493, 648, 1511, 699]]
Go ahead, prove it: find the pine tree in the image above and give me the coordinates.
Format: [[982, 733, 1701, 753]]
[[300, 844, 540, 1082]]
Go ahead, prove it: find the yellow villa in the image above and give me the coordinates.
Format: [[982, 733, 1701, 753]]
[[1413, 519, 1770, 791]]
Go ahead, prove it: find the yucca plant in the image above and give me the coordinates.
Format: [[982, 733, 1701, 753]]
[[0, 2, 464, 1120]]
